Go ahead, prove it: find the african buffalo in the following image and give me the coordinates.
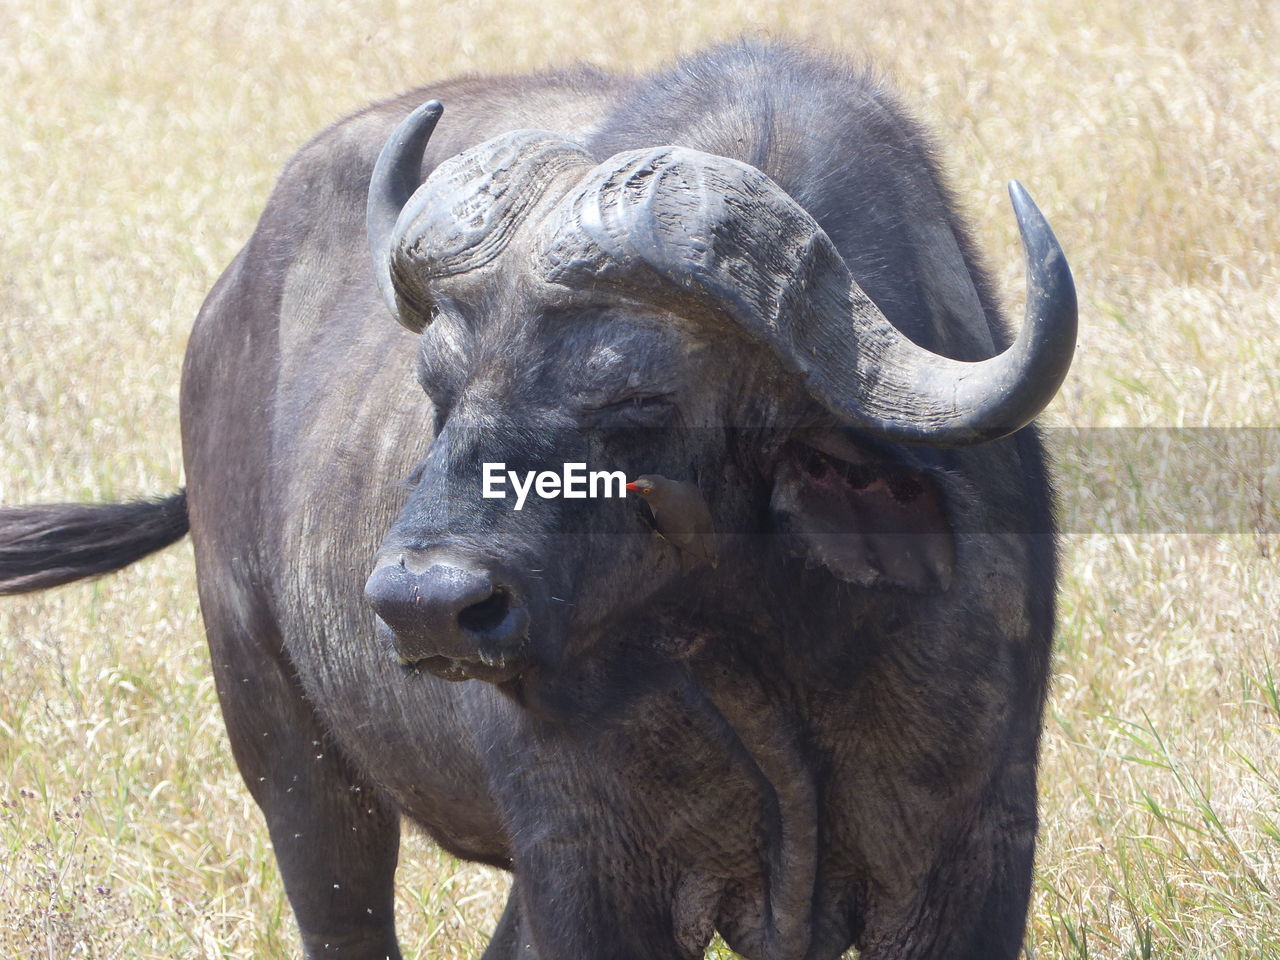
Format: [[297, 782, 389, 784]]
[[0, 41, 1075, 960]]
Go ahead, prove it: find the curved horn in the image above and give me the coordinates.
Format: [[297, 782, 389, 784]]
[[368, 103, 594, 333], [539, 148, 1077, 446], [367, 100, 444, 330]]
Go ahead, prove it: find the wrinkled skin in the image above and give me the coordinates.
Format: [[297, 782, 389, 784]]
[[175, 42, 1057, 960]]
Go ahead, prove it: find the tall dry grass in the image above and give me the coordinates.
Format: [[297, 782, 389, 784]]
[[1, 0, 1277, 957]]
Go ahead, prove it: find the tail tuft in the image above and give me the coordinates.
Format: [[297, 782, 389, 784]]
[[0, 491, 189, 595]]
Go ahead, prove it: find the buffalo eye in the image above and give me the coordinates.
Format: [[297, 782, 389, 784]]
[[581, 394, 675, 428]]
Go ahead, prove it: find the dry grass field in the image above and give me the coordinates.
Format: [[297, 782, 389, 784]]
[[1, 0, 1277, 957]]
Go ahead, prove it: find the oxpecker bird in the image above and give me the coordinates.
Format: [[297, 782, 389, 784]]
[[625, 474, 719, 570]]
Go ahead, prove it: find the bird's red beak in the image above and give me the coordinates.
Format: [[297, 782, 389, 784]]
[[625, 481, 640, 493]]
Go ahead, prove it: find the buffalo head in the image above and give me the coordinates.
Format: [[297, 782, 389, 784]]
[[360, 101, 1076, 702]]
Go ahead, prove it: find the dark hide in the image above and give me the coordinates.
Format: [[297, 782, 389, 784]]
[[0, 41, 1065, 960]]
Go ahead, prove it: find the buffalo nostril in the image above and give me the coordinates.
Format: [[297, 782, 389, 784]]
[[364, 561, 528, 665], [458, 586, 511, 635], [425, 564, 496, 614]]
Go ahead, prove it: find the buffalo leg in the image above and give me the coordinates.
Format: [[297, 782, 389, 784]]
[[203, 603, 403, 959], [480, 883, 535, 959], [951, 758, 1038, 960], [503, 849, 704, 960], [857, 760, 1038, 960]]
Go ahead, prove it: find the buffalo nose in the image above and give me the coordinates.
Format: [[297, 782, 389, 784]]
[[364, 561, 529, 670]]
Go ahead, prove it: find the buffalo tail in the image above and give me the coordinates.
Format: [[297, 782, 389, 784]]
[[0, 491, 189, 595]]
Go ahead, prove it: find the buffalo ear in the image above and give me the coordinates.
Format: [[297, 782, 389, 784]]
[[770, 442, 954, 592]]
